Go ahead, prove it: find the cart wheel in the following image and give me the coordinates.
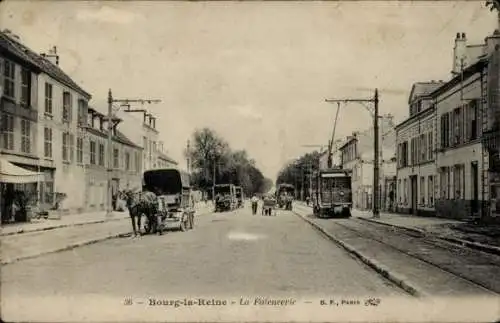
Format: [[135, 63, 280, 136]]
[[180, 219, 187, 232], [142, 213, 152, 234], [190, 214, 195, 229]]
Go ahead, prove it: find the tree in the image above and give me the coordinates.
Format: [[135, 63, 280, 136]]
[[185, 127, 272, 196], [276, 151, 322, 200]]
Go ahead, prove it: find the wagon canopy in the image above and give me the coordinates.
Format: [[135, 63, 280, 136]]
[[277, 183, 295, 193], [214, 184, 233, 194], [143, 168, 190, 195]]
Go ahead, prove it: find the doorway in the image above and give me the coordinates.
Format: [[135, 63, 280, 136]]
[[471, 162, 479, 215], [410, 175, 418, 215]]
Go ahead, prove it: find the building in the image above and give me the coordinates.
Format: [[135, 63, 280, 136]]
[[395, 81, 444, 216], [0, 30, 42, 220], [115, 107, 161, 172], [339, 117, 396, 211], [83, 107, 142, 212], [395, 31, 500, 222], [434, 32, 499, 221], [157, 150, 178, 169]]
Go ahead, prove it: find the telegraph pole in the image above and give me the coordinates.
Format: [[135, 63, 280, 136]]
[[106, 89, 161, 218], [325, 88, 380, 218], [187, 140, 191, 174]]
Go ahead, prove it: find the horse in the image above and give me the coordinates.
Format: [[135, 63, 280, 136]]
[[121, 189, 160, 237]]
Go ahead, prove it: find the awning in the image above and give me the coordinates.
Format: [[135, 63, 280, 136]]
[[0, 158, 45, 183]]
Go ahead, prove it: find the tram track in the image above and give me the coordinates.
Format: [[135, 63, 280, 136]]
[[292, 206, 500, 297]]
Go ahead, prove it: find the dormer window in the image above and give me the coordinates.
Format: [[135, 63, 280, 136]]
[[99, 117, 103, 131], [417, 100, 422, 112]]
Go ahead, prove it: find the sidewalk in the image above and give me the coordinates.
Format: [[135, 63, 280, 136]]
[[0, 211, 129, 236], [1, 202, 214, 237], [296, 202, 500, 254]]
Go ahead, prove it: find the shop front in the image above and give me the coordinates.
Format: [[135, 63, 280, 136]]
[[0, 158, 45, 223]]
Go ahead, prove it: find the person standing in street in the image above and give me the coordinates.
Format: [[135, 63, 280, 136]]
[[251, 194, 259, 215]]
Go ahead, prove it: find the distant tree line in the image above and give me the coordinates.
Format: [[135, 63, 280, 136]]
[[185, 128, 273, 197], [276, 151, 322, 200]]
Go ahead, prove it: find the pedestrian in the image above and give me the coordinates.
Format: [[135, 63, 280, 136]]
[[251, 194, 258, 215], [389, 190, 395, 212]]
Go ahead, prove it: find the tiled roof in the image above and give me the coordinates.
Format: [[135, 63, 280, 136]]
[[0, 31, 91, 99], [408, 81, 445, 104], [0, 33, 40, 71], [85, 124, 141, 149], [158, 151, 178, 165]]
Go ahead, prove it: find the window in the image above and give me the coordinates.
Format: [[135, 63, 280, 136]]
[[77, 137, 83, 164], [453, 164, 465, 199], [20, 68, 31, 107], [90, 141, 96, 165], [44, 127, 52, 158], [428, 132, 433, 160], [44, 182, 54, 204], [98, 143, 105, 166], [78, 99, 87, 126], [428, 175, 434, 206], [135, 151, 141, 172], [420, 176, 425, 205], [113, 148, 119, 169], [404, 179, 408, 203], [420, 134, 426, 162], [441, 113, 450, 148], [400, 141, 408, 167], [468, 99, 479, 141], [20, 119, 31, 153], [1, 113, 14, 150], [125, 152, 130, 171], [62, 91, 72, 122], [3, 59, 15, 99], [62, 132, 70, 162], [44, 83, 53, 114], [440, 167, 448, 199], [452, 107, 462, 146], [398, 179, 402, 202]]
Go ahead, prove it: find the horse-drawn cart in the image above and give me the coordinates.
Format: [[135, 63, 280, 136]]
[[124, 168, 195, 236], [262, 195, 277, 216]]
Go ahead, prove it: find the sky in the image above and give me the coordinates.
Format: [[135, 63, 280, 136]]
[[0, 1, 497, 179]]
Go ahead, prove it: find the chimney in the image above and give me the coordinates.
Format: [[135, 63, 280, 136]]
[[485, 29, 500, 58], [452, 32, 467, 74], [41, 46, 59, 66]]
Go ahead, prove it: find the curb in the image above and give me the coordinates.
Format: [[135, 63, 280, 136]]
[[439, 236, 500, 256], [357, 216, 426, 236], [1, 231, 132, 266], [293, 210, 427, 298], [357, 216, 500, 256], [0, 216, 128, 237], [1, 210, 214, 266]]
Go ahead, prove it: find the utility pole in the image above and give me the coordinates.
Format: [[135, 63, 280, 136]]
[[187, 140, 191, 174], [106, 89, 161, 218], [325, 88, 380, 218]]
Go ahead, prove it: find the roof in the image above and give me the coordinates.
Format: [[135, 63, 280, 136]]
[[395, 104, 435, 131], [408, 81, 445, 104], [429, 57, 488, 99], [0, 33, 41, 72], [85, 127, 142, 150], [0, 31, 91, 99], [158, 151, 178, 165]]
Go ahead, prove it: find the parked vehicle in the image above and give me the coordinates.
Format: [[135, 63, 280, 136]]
[[262, 194, 277, 216], [143, 168, 195, 232], [235, 186, 244, 208], [276, 183, 294, 210], [312, 168, 352, 218], [214, 184, 237, 212]]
